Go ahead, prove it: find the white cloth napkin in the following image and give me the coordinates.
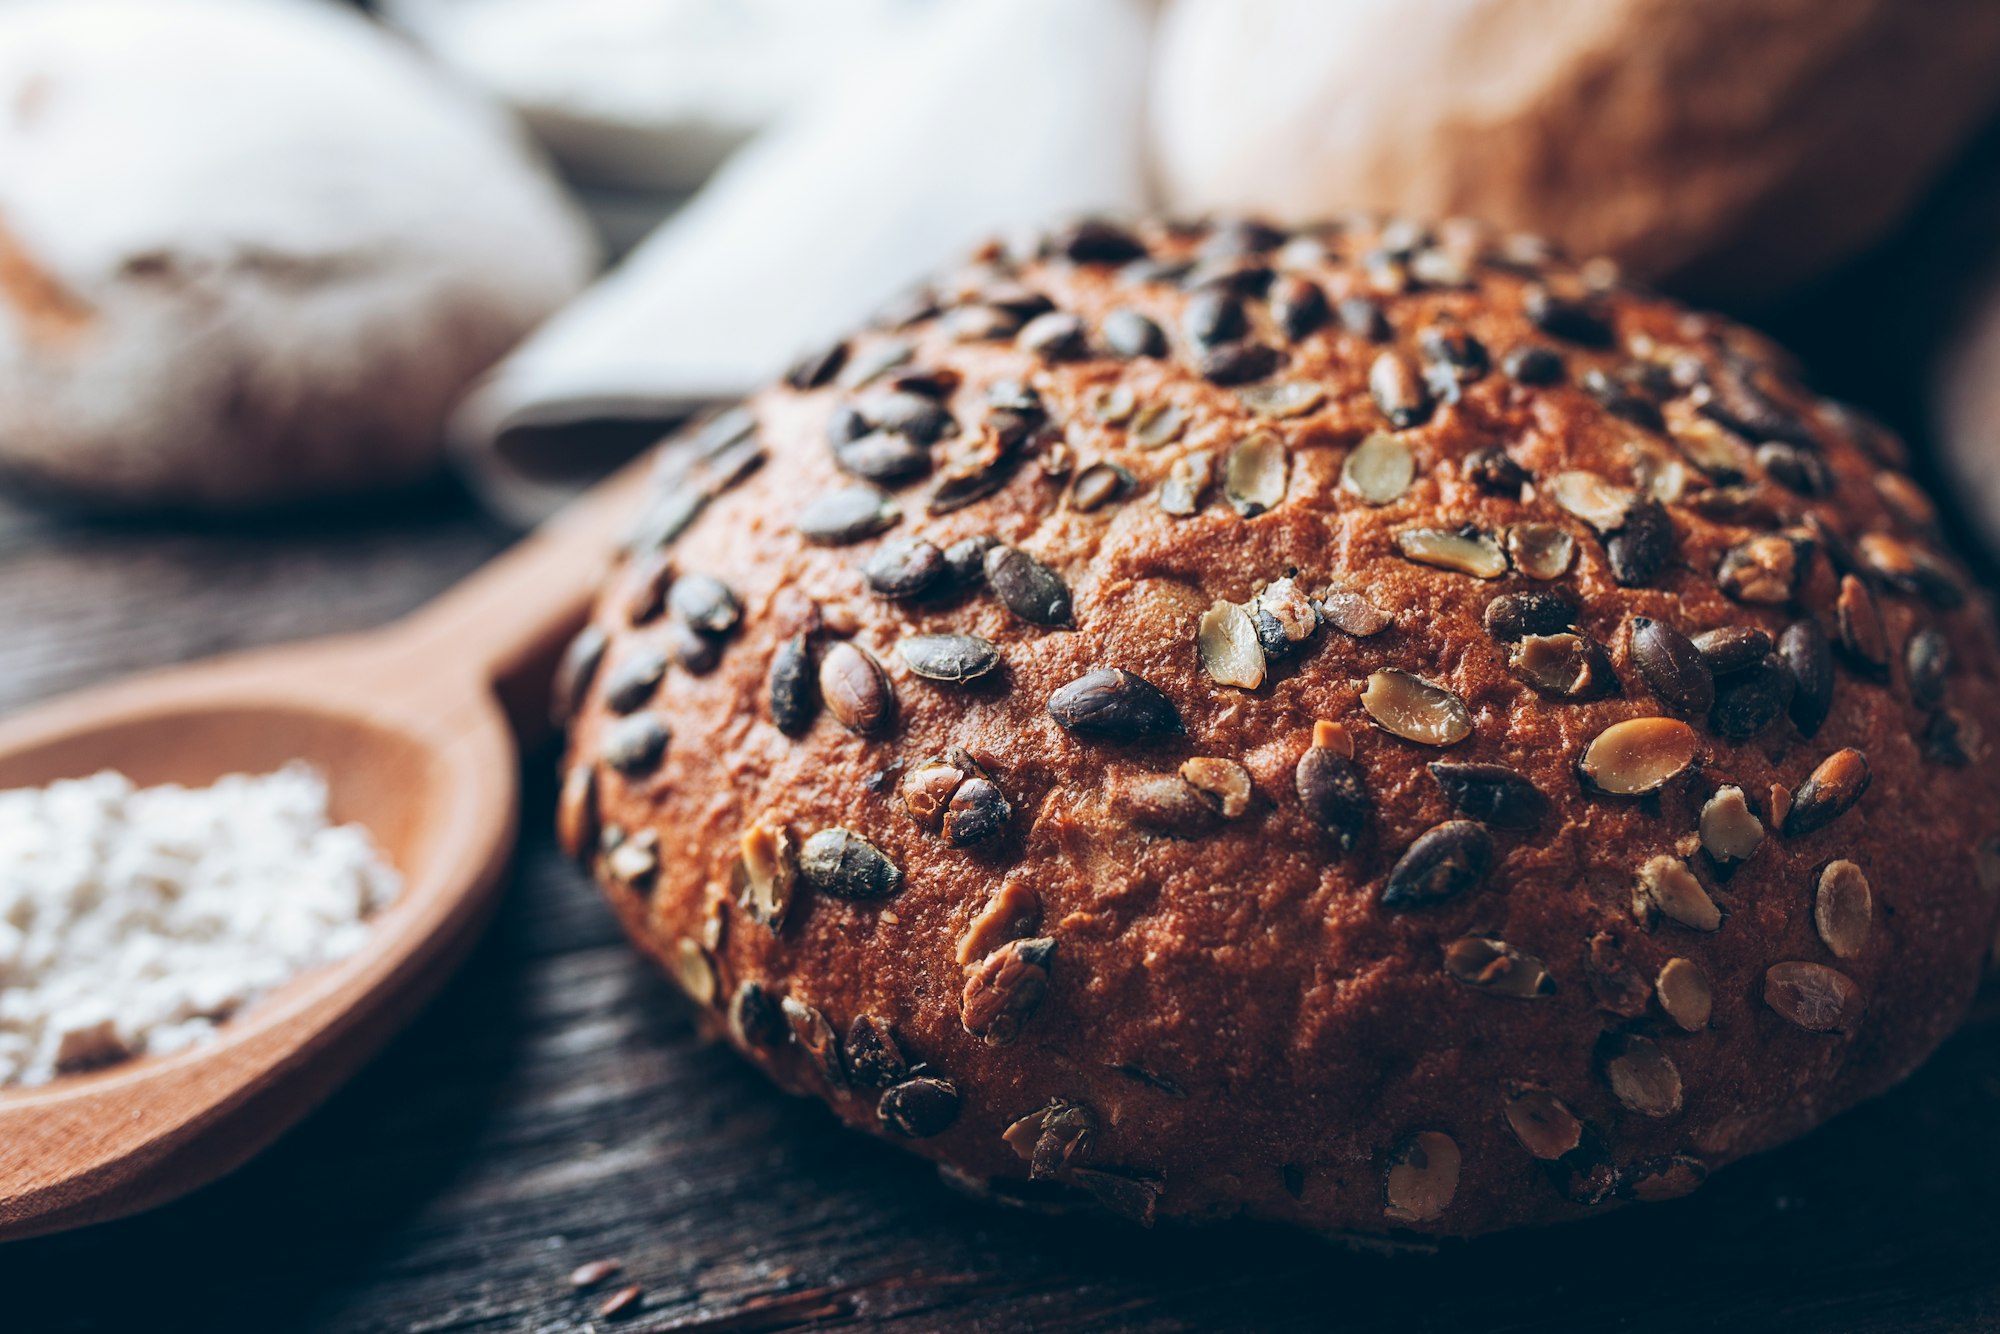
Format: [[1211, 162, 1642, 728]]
[[452, 0, 1157, 515]]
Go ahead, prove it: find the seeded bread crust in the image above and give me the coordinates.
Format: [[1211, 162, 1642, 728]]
[[559, 216, 2000, 1238]]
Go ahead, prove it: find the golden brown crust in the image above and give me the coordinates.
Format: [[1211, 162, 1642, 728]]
[[561, 215, 2000, 1237]]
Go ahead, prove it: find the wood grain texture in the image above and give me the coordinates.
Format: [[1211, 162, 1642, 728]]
[[1, 482, 1997, 1332]]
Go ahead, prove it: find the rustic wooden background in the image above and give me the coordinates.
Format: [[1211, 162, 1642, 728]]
[[0, 463, 1998, 1334]]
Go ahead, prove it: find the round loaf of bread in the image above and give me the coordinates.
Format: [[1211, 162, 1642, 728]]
[[558, 215, 2000, 1237]]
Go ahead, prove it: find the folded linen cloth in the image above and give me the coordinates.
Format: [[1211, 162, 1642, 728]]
[[453, 0, 1157, 520]]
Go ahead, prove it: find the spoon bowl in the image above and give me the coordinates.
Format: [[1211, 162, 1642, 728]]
[[0, 459, 652, 1241]]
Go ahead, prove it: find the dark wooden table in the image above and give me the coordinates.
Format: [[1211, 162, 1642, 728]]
[[1, 475, 1998, 1334]]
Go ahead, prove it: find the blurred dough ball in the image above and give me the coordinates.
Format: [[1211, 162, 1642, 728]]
[[1149, 0, 2000, 300], [0, 0, 597, 510]]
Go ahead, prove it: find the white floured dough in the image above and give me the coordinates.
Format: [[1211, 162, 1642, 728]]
[[0, 0, 598, 508]]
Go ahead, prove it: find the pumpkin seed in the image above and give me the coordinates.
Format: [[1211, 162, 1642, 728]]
[[1763, 961, 1863, 1032], [1692, 626, 1772, 675], [668, 937, 718, 1006], [1197, 601, 1266, 690], [1629, 618, 1714, 716], [1369, 350, 1432, 428], [1483, 591, 1575, 641], [864, 536, 946, 600], [1396, 526, 1508, 578], [1180, 757, 1253, 817], [1361, 669, 1473, 746], [1604, 1035, 1682, 1117], [1906, 627, 1950, 708], [1501, 344, 1564, 385], [1698, 785, 1763, 863], [1427, 761, 1548, 829], [603, 829, 658, 888], [900, 633, 1002, 684], [984, 545, 1073, 626], [1444, 937, 1555, 997], [1337, 295, 1390, 341], [1814, 859, 1871, 959], [1296, 745, 1368, 851], [601, 712, 670, 776], [961, 937, 1056, 1046], [1184, 287, 1246, 348], [1089, 384, 1138, 424], [740, 819, 798, 929], [798, 827, 902, 900], [1381, 820, 1492, 908], [1237, 380, 1325, 419], [1341, 432, 1415, 504], [1271, 274, 1329, 339], [797, 484, 901, 545], [781, 996, 846, 1089], [728, 980, 788, 1051], [844, 1015, 909, 1089], [1018, 311, 1087, 360], [1102, 307, 1167, 358], [1634, 854, 1721, 930], [1319, 587, 1394, 637], [818, 641, 895, 736], [1048, 669, 1182, 740], [1524, 285, 1613, 346], [1465, 447, 1528, 496], [1223, 431, 1289, 516], [1547, 471, 1633, 531], [1159, 449, 1212, 515], [1606, 499, 1674, 585], [1834, 575, 1888, 672], [1578, 717, 1698, 795], [1509, 633, 1617, 699], [1502, 1086, 1582, 1159], [879, 1076, 961, 1138], [1778, 620, 1834, 738], [669, 573, 739, 635], [1784, 748, 1869, 837], [1252, 577, 1319, 657], [1383, 1132, 1460, 1223], [1656, 958, 1712, 1030], [945, 777, 1011, 847], [602, 645, 667, 715], [1131, 401, 1187, 449], [769, 634, 818, 735], [1069, 462, 1133, 512], [834, 429, 931, 484], [1709, 656, 1792, 740], [1197, 340, 1282, 384], [1717, 534, 1805, 604], [1506, 523, 1577, 580]]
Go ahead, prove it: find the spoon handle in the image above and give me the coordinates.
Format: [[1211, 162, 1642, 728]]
[[377, 455, 658, 743]]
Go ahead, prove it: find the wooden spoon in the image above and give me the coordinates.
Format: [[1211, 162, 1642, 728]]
[[0, 459, 654, 1242]]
